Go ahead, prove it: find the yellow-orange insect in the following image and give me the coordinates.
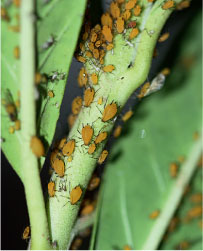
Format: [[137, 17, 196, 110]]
[[82, 125, 94, 145], [95, 131, 108, 144], [98, 150, 108, 164], [102, 103, 118, 122], [162, 0, 174, 10], [84, 88, 95, 107], [48, 181, 55, 197], [70, 186, 83, 205], [72, 96, 83, 115], [30, 136, 45, 157], [158, 32, 170, 42], [62, 140, 75, 156]]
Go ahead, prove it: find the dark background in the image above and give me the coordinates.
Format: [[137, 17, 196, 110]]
[[1, 1, 201, 249]]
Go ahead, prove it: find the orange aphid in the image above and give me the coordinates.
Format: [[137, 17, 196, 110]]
[[101, 13, 113, 29], [72, 96, 82, 115], [52, 158, 65, 177], [122, 10, 131, 21], [68, 114, 77, 129], [94, 24, 101, 32], [5, 103, 17, 121], [90, 32, 97, 43], [47, 90, 54, 98], [137, 82, 150, 98], [110, 2, 120, 19], [13, 0, 21, 7], [14, 46, 20, 59], [1, 7, 10, 21], [48, 181, 55, 197], [100, 49, 105, 59], [158, 32, 170, 42], [22, 226, 30, 240], [190, 193, 202, 203], [88, 42, 95, 52], [134, 5, 141, 16], [102, 25, 113, 43], [123, 245, 132, 250], [78, 67, 88, 87], [170, 162, 179, 178], [178, 241, 190, 250], [93, 48, 99, 59], [129, 27, 139, 40], [84, 88, 95, 107], [62, 140, 75, 156], [102, 102, 117, 122], [82, 125, 94, 145], [162, 0, 174, 10], [117, 0, 125, 3], [30, 136, 45, 157], [79, 42, 85, 52], [9, 126, 15, 134], [125, 0, 136, 10], [148, 0, 155, 2], [85, 51, 93, 58], [186, 206, 202, 220], [107, 43, 114, 51], [70, 186, 83, 205], [82, 32, 88, 41], [161, 67, 170, 76], [35, 72, 47, 85], [81, 204, 94, 216], [176, 0, 190, 10], [149, 210, 160, 219], [88, 143, 96, 154], [122, 110, 133, 122], [71, 238, 83, 250], [58, 137, 67, 150], [50, 149, 59, 164], [88, 176, 100, 191], [116, 17, 124, 33], [103, 65, 115, 72], [98, 97, 103, 105], [168, 217, 179, 233], [91, 73, 98, 85], [113, 125, 122, 138], [8, 25, 20, 32], [95, 131, 108, 144], [15, 119, 21, 130], [95, 40, 101, 48], [77, 55, 86, 63], [98, 150, 108, 164]]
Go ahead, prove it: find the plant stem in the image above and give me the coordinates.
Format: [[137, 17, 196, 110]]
[[20, 0, 52, 249], [48, 0, 183, 249], [142, 137, 202, 250]]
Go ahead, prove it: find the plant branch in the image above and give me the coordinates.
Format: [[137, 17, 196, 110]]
[[47, 0, 184, 249], [20, 0, 52, 249], [142, 137, 202, 250]]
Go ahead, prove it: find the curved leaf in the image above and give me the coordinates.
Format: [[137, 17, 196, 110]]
[[1, 0, 87, 177]]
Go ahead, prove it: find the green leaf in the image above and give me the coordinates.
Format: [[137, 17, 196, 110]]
[[92, 12, 202, 250], [1, 0, 86, 178], [160, 167, 202, 250]]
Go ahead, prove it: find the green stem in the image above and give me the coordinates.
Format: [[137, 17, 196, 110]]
[[48, 0, 183, 249], [20, 0, 52, 249], [142, 137, 202, 250]]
